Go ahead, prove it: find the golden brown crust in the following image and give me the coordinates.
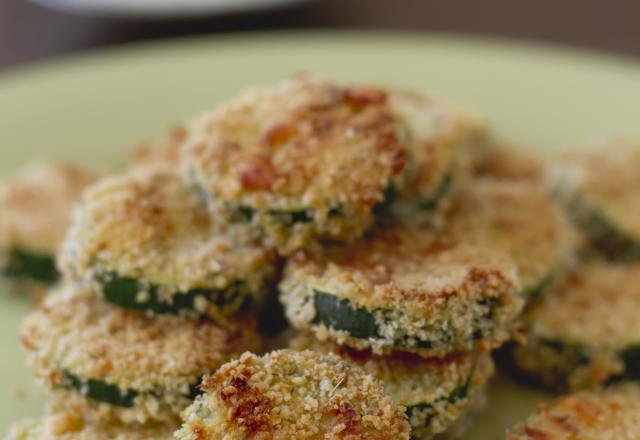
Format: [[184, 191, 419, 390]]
[[176, 350, 411, 439], [22, 285, 262, 423], [181, 75, 409, 252], [61, 168, 277, 302], [280, 218, 523, 356], [6, 410, 176, 440], [445, 178, 577, 293], [464, 143, 545, 183], [0, 162, 101, 254], [507, 384, 640, 440], [552, 139, 640, 241]]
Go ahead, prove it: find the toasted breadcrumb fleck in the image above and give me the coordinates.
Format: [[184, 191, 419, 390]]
[[22, 285, 262, 423], [508, 384, 640, 440], [176, 349, 411, 439]]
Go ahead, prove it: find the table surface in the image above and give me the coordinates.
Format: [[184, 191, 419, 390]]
[[2, 0, 640, 71]]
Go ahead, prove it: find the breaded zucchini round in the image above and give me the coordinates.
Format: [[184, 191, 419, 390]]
[[446, 178, 577, 298], [512, 262, 640, 391], [0, 162, 100, 284], [388, 91, 477, 210], [551, 139, 640, 261], [279, 220, 523, 357], [61, 168, 278, 316], [290, 333, 494, 439], [507, 383, 640, 440], [6, 411, 175, 440], [176, 349, 411, 439], [21, 285, 262, 423], [181, 75, 410, 253]]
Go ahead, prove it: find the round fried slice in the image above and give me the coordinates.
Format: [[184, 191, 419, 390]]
[[388, 91, 478, 210], [551, 139, 640, 261], [512, 261, 640, 391], [21, 285, 262, 424], [446, 178, 577, 298], [0, 162, 101, 284], [279, 219, 523, 357], [290, 332, 494, 439], [60, 168, 278, 316], [176, 349, 410, 439], [181, 74, 409, 253], [507, 384, 640, 440], [6, 411, 176, 440]]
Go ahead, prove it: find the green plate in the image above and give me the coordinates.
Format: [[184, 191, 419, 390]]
[[2, 32, 640, 437]]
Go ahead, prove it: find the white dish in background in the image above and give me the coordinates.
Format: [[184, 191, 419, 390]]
[[27, 0, 310, 19]]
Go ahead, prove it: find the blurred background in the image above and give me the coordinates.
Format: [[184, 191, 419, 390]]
[[2, 0, 640, 71]]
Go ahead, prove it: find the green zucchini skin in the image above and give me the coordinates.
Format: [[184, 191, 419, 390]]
[[523, 270, 557, 300], [418, 170, 452, 211], [567, 195, 640, 261], [96, 272, 244, 315], [62, 371, 202, 408], [405, 384, 468, 425], [2, 248, 59, 283], [63, 371, 137, 408], [312, 290, 500, 350]]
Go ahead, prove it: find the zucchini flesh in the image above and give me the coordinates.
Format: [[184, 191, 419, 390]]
[[62, 371, 202, 408], [568, 195, 640, 261], [312, 290, 501, 349], [97, 272, 244, 315], [2, 248, 59, 283]]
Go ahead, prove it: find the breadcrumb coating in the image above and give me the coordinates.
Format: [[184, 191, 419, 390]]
[[181, 74, 409, 252], [507, 384, 640, 440], [22, 285, 262, 423], [0, 162, 101, 254], [445, 178, 577, 295], [176, 349, 411, 439], [463, 142, 545, 183], [60, 168, 277, 312], [289, 333, 494, 439], [6, 410, 175, 440], [551, 139, 640, 256], [513, 261, 640, 390], [280, 218, 523, 357]]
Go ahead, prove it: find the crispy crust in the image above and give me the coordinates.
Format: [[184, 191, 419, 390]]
[[60, 168, 277, 310], [176, 349, 411, 439], [279, 218, 522, 357], [552, 139, 640, 249], [181, 75, 409, 252], [289, 333, 494, 439], [513, 261, 640, 390], [22, 285, 262, 423], [445, 178, 577, 294], [0, 162, 101, 255], [463, 142, 545, 183], [507, 384, 640, 440], [6, 411, 176, 440]]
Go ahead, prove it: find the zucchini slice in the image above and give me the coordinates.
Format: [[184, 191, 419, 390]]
[[2, 248, 59, 283], [512, 261, 640, 391], [22, 286, 262, 423], [417, 170, 452, 211], [567, 195, 640, 261], [280, 219, 522, 357], [61, 169, 277, 316], [96, 272, 244, 315]]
